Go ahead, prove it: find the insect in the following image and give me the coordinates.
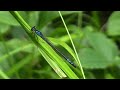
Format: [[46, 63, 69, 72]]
[[31, 26, 76, 68]]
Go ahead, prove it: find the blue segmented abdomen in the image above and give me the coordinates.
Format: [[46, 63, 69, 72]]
[[35, 30, 43, 37]]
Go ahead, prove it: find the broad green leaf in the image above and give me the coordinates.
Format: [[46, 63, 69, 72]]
[[87, 32, 118, 61], [79, 48, 112, 69], [79, 31, 119, 69], [107, 11, 120, 36]]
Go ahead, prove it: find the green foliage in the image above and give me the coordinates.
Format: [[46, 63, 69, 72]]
[[107, 11, 120, 36], [0, 11, 20, 26], [0, 11, 120, 79], [79, 31, 118, 69], [38, 11, 79, 29]]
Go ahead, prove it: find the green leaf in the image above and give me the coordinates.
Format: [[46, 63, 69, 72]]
[[87, 32, 118, 61], [79, 31, 119, 69], [79, 48, 112, 69], [107, 11, 120, 36]]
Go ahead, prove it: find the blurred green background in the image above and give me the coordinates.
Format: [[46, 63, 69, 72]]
[[0, 11, 120, 79]]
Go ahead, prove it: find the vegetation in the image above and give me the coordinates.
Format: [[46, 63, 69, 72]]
[[0, 11, 120, 79]]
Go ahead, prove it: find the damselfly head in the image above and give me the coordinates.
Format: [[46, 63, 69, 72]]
[[31, 26, 36, 31]]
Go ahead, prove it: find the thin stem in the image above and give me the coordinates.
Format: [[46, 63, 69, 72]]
[[58, 11, 86, 79]]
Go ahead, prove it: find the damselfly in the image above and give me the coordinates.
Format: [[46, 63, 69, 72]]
[[31, 26, 76, 68]]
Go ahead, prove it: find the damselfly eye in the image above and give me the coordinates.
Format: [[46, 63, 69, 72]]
[[31, 26, 36, 31]]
